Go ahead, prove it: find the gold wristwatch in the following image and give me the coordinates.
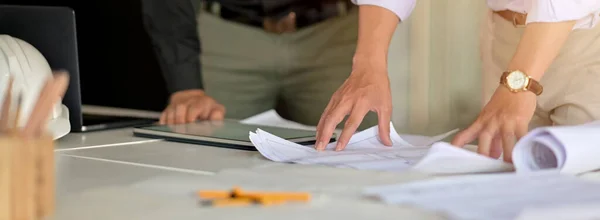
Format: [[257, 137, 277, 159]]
[[500, 70, 543, 96]]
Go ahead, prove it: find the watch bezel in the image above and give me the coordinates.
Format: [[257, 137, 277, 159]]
[[505, 70, 530, 92]]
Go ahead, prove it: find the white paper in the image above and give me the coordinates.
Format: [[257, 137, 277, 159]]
[[516, 203, 600, 220], [250, 123, 514, 174], [512, 121, 600, 174], [364, 171, 600, 220], [412, 142, 514, 174], [240, 109, 317, 131]]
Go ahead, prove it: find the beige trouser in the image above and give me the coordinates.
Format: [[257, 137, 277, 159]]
[[195, 6, 377, 130], [481, 10, 600, 129]]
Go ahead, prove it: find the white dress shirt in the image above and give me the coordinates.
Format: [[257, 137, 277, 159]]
[[352, 0, 600, 29]]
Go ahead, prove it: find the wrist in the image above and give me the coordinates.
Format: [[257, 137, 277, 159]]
[[352, 52, 387, 74]]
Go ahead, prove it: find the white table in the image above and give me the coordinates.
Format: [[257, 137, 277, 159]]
[[55, 155, 441, 220], [54, 120, 600, 220], [55, 127, 446, 220], [56, 128, 160, 151]]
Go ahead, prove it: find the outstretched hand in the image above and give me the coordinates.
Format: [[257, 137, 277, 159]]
[[315, 63, 393, 152], [451, 86, 536, 162]]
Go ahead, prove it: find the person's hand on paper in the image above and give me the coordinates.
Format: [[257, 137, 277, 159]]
[[159, 89, 225, 125], [314, 60, 393, 152], [451, 85, 536, 162], [0, 71, 70, 138], [314, 5, 398, 152]]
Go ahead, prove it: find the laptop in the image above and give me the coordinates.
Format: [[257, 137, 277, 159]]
[[0, 5, 156, 132]]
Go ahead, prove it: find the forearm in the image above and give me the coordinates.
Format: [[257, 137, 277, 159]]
[[141, 0, 203, 94], [508, 21, 577, 80], [352, 5, 399, 69]]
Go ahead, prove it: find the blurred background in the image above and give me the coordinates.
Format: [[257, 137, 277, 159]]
[[0, 0, 486, 135]]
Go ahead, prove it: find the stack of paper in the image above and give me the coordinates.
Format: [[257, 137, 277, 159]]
[[512, 121, 600, 174], [363, 171, 600, 220], [249, 123, 513, 174]]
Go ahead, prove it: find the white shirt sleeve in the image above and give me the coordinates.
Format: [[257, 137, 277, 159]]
[[351, 0, 417, 22], [527, 0, 600, 26]]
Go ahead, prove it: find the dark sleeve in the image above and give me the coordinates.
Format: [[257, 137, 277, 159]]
[[140, 0, 203, 94]]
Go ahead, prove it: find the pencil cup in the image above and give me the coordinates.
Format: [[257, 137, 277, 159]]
[[0, 132, 55, 220]]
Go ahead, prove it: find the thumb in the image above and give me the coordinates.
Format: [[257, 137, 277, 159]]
[[451, 120, 482, 147]]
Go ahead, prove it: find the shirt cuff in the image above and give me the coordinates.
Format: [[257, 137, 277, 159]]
[[527, 0, 600, 25], [351, 0, 417, 22]]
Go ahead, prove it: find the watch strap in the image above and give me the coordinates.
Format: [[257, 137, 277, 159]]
[[526, 78, 543, 95]]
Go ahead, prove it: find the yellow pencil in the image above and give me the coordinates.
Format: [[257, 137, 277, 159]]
[[197, 186, 311, 206]]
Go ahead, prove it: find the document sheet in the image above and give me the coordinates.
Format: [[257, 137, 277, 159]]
[[512, 121, 600, 174], [364, 171, 600, 220], [249, 123, 513, 174], [240, 109, 317, 131], [515, 202, 600, 220]]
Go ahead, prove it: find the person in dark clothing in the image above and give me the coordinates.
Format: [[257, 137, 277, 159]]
[[140, 0, 377, 129]]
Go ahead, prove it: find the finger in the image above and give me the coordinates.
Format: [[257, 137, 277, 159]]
[[489, 135, 503, 159], [477, 122, 498, 157], [451, 119, 484, 147], [23, 73, 69, 136], [315, 104, 350, 151], [316, 99, 335, 137], [167, 107, 176, 125], [501, 123, 517, 163], [209, 105, 225, 120], [185, 101, 205, 122], [196, 101, 213, 120], [159, 111, 167, 124], [315, 99, 338, 149], [174, 104, 188, 124], [0, 77, 14, 131], [377, 106, 393, 146], [515, 122, 528, 140], [335, 107, 369, 151]]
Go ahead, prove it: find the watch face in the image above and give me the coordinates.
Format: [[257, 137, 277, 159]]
[[506, 71, 528, 90]]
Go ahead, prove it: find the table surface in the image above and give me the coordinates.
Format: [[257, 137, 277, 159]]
[[54, 117, 600, 220]]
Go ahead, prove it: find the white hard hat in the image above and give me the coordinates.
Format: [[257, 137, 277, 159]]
[[0, 35, 70, 139]]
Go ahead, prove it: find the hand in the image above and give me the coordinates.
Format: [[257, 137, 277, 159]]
[[315, 59, 393, 151], [1, 71, 70, 137], [159, 89, 225, 124], [451, 85, 536, 162]]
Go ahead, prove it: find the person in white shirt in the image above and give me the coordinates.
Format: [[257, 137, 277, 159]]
[[314, 0, 600, 162]]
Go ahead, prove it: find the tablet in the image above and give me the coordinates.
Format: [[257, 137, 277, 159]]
[[132, 120, 334, 151]]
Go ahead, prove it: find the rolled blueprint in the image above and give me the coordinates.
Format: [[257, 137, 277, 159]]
[[513, 121, 600, 174]]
